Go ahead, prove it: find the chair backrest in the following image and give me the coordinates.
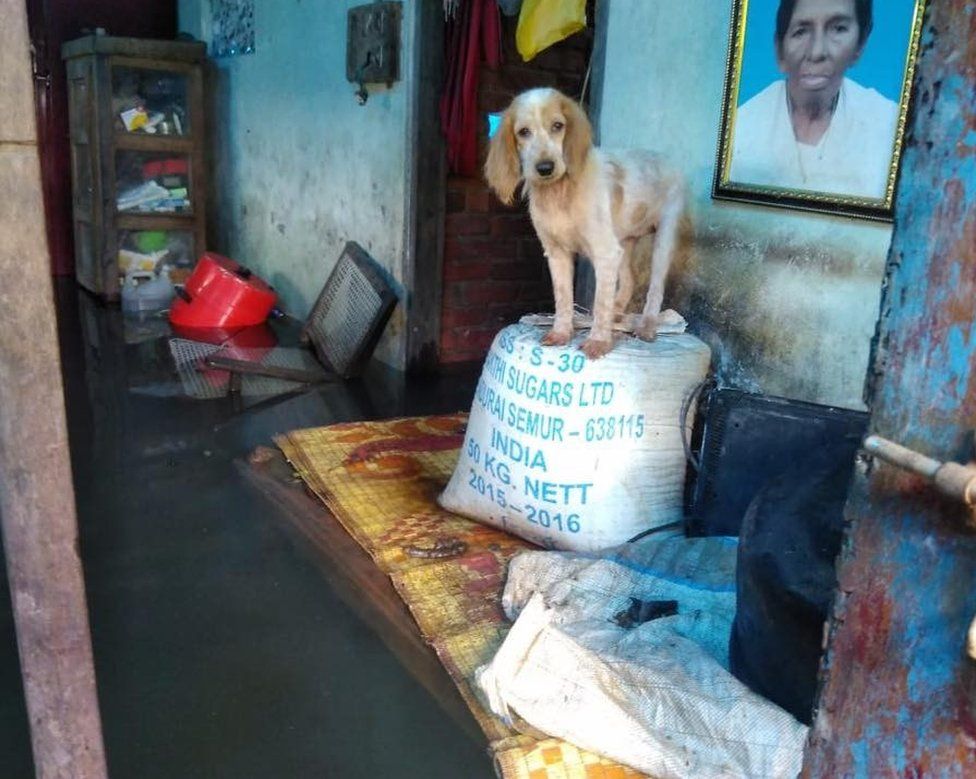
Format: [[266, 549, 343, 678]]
[[302, 241, 398, 379]]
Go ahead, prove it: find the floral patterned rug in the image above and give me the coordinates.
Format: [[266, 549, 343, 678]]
[[276, 414, 648, 778]]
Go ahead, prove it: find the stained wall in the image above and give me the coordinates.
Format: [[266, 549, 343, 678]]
[[597, 1, 896, 409], [178, 0, 417, 367]]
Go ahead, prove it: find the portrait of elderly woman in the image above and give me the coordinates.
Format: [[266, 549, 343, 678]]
[[717, 0, 925, 214]]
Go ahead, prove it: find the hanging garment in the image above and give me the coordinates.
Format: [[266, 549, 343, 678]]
[[440, 0, 502, 176], [516, 0, 586, 61]]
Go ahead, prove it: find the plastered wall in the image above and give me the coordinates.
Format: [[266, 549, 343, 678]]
[[179, 0, 416, 368], [598, 1, 894, 409]]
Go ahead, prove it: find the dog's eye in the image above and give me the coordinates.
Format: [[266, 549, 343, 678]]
[[552, 121, 565, 132], [516, 127, 531, 139]]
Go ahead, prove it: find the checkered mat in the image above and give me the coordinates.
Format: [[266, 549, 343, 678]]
[[276, 414, 649, 778]]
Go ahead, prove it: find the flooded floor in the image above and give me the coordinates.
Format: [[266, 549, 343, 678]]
[[0, 281, 491, 778]]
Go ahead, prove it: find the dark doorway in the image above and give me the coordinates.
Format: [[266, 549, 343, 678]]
[[26, 0, 177, 276]]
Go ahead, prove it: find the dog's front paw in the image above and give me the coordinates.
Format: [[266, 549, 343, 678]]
[[541, 328, 572, 347], [580, 337, 613, 359], [636, 314, 658, 342]]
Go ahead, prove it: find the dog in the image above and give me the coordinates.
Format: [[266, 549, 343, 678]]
[[485, 87, 684, 359]]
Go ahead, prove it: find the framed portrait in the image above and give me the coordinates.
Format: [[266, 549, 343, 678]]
[[713, 0, 927, 221]]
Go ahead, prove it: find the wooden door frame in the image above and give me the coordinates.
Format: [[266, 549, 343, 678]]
[[403, 1, 446, 374], [1, 2, 107, 775]]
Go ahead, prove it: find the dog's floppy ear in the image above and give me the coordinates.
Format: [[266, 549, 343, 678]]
[[484, 105, 521, 205], [560, 94, 593, 176]]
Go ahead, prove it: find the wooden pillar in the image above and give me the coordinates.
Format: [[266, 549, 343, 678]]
[[0, 2, 108, 777], [404, 0, 446, 373]]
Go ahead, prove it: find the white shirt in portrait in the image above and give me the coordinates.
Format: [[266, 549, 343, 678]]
[[730, 77, 899, 199]]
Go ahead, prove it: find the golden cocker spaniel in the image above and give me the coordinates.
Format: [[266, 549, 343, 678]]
[[485, 87, 684, 358]]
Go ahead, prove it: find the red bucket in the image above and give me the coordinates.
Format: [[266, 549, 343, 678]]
[[169, 253, 277, 330]]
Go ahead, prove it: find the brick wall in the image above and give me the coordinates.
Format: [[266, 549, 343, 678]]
[[439, 10, 594, 365]]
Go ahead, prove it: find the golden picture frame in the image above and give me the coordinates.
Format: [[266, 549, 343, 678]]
[[713, 0, 928, 221]]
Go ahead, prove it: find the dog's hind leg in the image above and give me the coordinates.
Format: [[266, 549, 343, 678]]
[[614, 239, 636, 320], [637, 191, 682, 341], [540, 243, 575, 347]]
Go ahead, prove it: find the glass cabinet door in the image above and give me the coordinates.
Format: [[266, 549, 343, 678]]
[[111, 65, 190, 136], [118, 229, 194, 274], [115, 151, 192, 214]]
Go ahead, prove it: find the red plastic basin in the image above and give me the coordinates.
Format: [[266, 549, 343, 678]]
[[169, 252, 277, 330]]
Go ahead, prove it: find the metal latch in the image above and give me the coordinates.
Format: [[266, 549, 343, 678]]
[[863, 435, 976, 516], [862, 434, 976, 659]]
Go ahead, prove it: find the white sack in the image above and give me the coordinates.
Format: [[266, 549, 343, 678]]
[[477, 537, 808, 778], [439, 324, 711, 552]]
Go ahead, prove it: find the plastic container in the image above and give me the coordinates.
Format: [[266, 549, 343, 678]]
[[121, 270, 175, 319], [133, 230, 168, 253], [169, 252, 277, 330]]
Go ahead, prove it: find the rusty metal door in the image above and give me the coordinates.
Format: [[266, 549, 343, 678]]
[[802, 2, 976, 775]]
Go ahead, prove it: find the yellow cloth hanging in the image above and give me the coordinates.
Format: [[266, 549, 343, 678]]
[[516, 0, 586, 62]]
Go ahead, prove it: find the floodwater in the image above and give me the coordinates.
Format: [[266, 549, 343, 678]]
[[0, 282, 491, 778]]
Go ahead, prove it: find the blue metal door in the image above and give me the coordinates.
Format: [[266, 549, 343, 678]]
[[803, 1, 976, 774]]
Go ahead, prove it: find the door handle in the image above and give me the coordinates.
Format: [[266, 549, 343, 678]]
[[862, 434, 976, 516], [862, 435, 976, 661]]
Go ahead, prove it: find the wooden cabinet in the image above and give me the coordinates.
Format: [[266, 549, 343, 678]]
[[62, 35, 206, 300]]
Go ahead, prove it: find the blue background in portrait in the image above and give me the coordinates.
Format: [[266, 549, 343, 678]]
[[736, 0, 918, 106]]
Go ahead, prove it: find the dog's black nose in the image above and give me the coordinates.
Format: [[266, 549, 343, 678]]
[[535, 161, 555, 177]]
